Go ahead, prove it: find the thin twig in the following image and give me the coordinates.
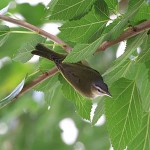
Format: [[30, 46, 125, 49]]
[[16, 67, 58, 98], [97, 20, 150, 52], [0, 15, 72, 52]]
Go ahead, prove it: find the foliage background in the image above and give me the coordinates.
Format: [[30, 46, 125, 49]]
[[0, 0, 150, 150]]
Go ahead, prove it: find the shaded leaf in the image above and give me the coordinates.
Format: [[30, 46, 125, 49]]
[[105, 78, 143, 150], [59, 75, 92, 120], [49, 0, 96, 21]]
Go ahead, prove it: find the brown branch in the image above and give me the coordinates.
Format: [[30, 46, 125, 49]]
[[16, 67, 58, 98], [97, 20, 150, 52], [0, 15, 72, 52]]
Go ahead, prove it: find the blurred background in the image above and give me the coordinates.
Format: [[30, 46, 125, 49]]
[[0, 0, 125, 149]]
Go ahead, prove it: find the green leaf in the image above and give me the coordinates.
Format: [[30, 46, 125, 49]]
[[104, 17, 120, 34], [104, 59, 150, 111], [104, 32, 147, 76], [16, 3, 45, 26], [129, 2, 150, 25], [35, 74, 60, 105], [64, 36, 104, 63], [138, 34, 150, 62], [39, 57, 55, 72], [109, 0, 144, 40], [128, 112, 150, 150], [48, 0, 96, 21], [105, 78, 143, 150], [14, 35, 46, 63], [104, 0, 118, 12], [0, 61, 31, 100], [59, 3, 108, 44], [92, 99, 104, 125], [59, 75, 92, 120], [0, 0, 10, 10]]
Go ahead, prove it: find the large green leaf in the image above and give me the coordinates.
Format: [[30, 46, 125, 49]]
[[48, 0, 96, 20], [59, 3, 108, 44], [104, 59, 150, 111], [105, 78, 143, 150], [59, 75, 92, 120], [128, 112, 150, 150], [64, 35, 104, 63]]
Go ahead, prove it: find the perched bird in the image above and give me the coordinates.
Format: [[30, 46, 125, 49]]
[[31, 44, 111, 98]]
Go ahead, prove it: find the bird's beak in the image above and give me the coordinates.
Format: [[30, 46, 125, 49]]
[[106, 91, 112, 98]]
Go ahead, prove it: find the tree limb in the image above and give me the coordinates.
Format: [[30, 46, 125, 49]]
[[97, 20, 150, 52], [16, 67, 58, 98], [0, 15, 72, 52]]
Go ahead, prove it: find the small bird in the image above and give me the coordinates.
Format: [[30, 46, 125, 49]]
[[31, 44, 111, 98]]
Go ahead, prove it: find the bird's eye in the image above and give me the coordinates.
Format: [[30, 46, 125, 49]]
[[97, 88, 102, 93]]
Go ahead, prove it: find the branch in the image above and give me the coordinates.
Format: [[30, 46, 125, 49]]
[[0, 15, 72, 52], [0, 14, 149, 100], [97, 20, 150, 52], [16, 67, 58, 98]]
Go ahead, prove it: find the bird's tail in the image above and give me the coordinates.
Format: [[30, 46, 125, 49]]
[[31, 44, 66, 62]]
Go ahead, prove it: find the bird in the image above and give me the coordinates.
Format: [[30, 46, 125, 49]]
[[31, 44, 111, 98]]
